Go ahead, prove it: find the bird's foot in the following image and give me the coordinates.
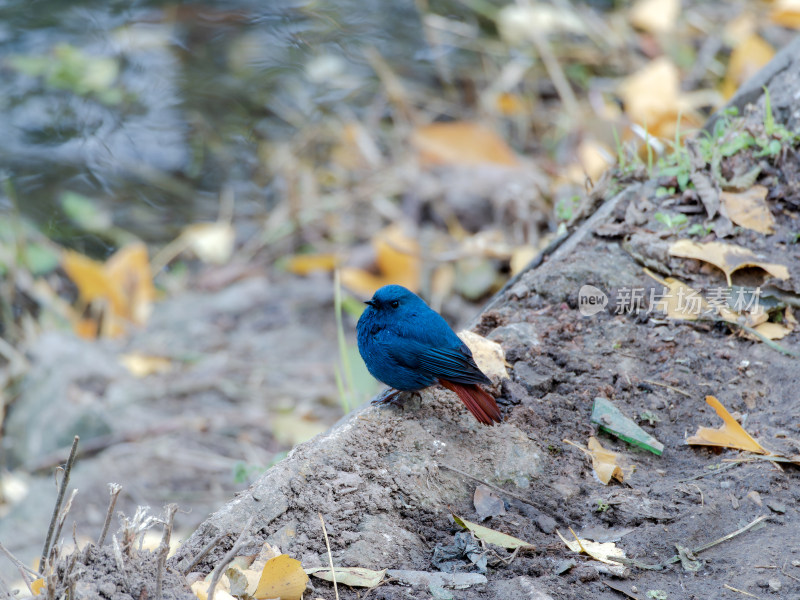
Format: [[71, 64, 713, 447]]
[[371, 388, 403, 406]]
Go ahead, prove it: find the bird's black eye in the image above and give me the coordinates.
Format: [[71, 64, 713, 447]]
[[390, 300, 399, 309]]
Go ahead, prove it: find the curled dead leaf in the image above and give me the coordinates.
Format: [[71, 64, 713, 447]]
[[720, 186, 775, 234], [305, 567, 386, 588], [686, 396, 769, 454], [457, 330, 509, 381], [452, 514, 534, 550], [587, 437, 631, 485], [181, 222, 236, 265], [119, 352, 173, 377], [668, 240, 789, 286], [644, 270, 709, 321], [62, 243, 154, 338], [411, 122, 519, 167], [556, 528, 626, 566]]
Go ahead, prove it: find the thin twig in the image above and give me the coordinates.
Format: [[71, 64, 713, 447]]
[[734, 322, 800, 358], [182, 532, 229, 575], [156, 505, 178, 600], [0, 570, 14, 600], [98, 484, 122, 546], [440, 463, 549, 513], [318, 514, 339, 600], [677, 462, 739, 483], [50, 489, 78, 564], [0, 542, 38, 591], [611, 514, 768, 570], [693, 515, 768, 554], [208, 516, 255, 600], [641, 379, 692, 398], [723, 584, 758, 598], [40, 436, 79, 573]]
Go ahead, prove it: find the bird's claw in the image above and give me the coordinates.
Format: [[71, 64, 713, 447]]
[[371, 388, 403, 406]]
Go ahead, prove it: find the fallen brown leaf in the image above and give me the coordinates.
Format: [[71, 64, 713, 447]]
[[668, 240, 789, 287], [686, 396, 769, 454]]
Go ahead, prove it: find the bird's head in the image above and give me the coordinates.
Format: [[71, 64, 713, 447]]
[[364, 284, 425, 316]]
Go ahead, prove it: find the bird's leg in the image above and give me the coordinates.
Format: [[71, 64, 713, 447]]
[[371, 387, 403, 405]]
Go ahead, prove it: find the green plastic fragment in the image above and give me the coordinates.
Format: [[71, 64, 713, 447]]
[[591, 397, 664, 455]]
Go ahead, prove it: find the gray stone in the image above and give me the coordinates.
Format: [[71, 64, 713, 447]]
[[489, 322, 541, 348], [387, 570, 487, 589], [536, 514, 557, 534], [490, 576, 556, 600], [513, 362, 554, 395]]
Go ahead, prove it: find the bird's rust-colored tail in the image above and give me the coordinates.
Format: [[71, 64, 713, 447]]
[[438, 379, 502, 426]]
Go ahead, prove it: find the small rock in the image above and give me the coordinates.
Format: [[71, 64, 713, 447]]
[[489, 576, 555, 600], [554, 559, 576, 575], [767, 501, 786, 514], [513, 362, 554, 394], [488, 322, 540, 348], [746, 490, 763, 506], [768, 579, 782, 593], [536, 514, 557, 534]]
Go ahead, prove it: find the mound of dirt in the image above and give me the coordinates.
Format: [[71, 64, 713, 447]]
[[39, 36, 800, 600]]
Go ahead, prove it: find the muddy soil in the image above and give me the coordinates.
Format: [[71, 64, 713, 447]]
[[11, 37, 800, 600]]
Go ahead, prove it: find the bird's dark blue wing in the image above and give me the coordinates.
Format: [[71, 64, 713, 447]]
[[388, 339, 491, 385]]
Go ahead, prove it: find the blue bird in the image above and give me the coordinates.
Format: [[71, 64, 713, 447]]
[[356, 285, 502, 425]]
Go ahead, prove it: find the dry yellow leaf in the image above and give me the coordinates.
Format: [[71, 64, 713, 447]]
[[411, 122, 519, 167], [720, 186, 775, 234], [645, 270, 710, 320], [510, 245, 537, 276], [751, 321, 792, 341], [251, 541, 284, 572], [495, 92, 528, 116], [119, 352, 173, 377], [340, 224, 421, 296], [686, 396, 768, 453], [31, 578, 45, 596], [630, 0, 680, 33], [556, 528, 626, 566], [104, 243, 155, 325], [254, 554, 308, 600], [191, 580, 236, 600], [771, 0, 800, 29], [724, 13, 757, 45], [668, 240, 789, 287], [587, 437, 629, 485], [453, 515, 534, 549], [457, 330, 509, 381], [285, 253, 338, 276], [62, 250, 126, 314], [576, 138, 613, 183], [181, 222, 236, 265], [718, 304, 768, 328], [62, 243, 154, 338], [721, 35, 775, 99], [618, 58, 679, 136]]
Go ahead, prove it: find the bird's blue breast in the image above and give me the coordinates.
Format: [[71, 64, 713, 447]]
[[357, 307, 439, 390]]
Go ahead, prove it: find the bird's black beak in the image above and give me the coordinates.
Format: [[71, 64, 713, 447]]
[[364, 299, 375, 307]]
